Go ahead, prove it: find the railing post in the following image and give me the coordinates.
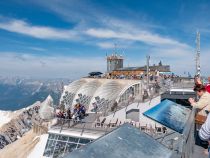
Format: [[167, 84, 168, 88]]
[[80, 123, 86, 136]]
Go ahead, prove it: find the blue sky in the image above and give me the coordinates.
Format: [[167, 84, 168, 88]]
[[0, 0, 210, 79]]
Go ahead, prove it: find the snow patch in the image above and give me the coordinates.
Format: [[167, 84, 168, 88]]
[[39, 95, 54, 120], [0, 101, 41, 129], [0, 111, 12, 128]]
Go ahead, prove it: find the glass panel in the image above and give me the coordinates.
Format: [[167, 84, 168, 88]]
[[58, 135, 68, 141], [65, 143, 77, 153], [43, 139, 56, 157], [143, 99, 191, 133], [48, 134, 57, 140], [79, 138, 91, 144], [68, 137, 79, 143], [52, 141, 67, 158], [76, 144, 84, 149]]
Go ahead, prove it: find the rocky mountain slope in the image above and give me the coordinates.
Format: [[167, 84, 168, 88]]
[[0, 93, 54, 149], [0, 101, 41, 149], [0, 76, 70, 110]]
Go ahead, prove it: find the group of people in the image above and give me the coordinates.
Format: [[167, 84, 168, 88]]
[[188, 76, 210, 156], [56, 103, 86, 122], [72, 103, 86, 121]]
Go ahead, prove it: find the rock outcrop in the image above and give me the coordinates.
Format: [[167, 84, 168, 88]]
[[0, 130, 40, 158], [39, 95, 54, 120], [0, 102, 42, 149]]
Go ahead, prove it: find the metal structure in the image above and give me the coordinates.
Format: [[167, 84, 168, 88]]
[[146, 55, 150, 88], [106, 45, 123, 72], [195, 31, 201, 77]]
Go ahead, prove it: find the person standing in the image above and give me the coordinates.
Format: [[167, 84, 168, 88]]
[[206, 77, 210, 93], [189, 84, 210, 117], [199, 113, 210, 157], [195, 76, 210, 93]]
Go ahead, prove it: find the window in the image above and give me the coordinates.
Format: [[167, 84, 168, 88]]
[[43, 134, 92, 158]]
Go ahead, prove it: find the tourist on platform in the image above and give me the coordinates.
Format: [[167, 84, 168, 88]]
[[206, 77, 210, 93], [67, 108, 72, 119], [78, 104, 86, 119], [189, 84, 210, 116], [72, 103, 86, 121], [195, 76, 210, 93], [199, 113, 210, 157], [72, 103, 80, 121], [66, 108, 72, 127]]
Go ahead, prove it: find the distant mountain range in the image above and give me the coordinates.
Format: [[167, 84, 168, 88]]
[[0, 76, 71, 110]]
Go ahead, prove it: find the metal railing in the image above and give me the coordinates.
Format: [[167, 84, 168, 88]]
[[159, 78, 194, 91], [51, 118, 114, 135], [178, 108, 196, 158], [50, 108, 198, 158], [51, 117, 171, 139]]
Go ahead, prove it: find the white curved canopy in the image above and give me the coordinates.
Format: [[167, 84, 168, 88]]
[[60, 79, 87, 109], [88, 80, 123, 111], [63, 79, 87, 94], [60, 78, 143, 113], [72, 80, 102, 107]]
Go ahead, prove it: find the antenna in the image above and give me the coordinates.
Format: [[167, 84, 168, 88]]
[[195, 31, 201, 77], [146, 55, 150, 88]]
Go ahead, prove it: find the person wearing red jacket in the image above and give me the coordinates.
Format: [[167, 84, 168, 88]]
[[205, 77, 210, 93], [195, 76, 210, 93]]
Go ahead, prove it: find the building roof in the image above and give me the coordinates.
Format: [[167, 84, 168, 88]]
[[60, 78, 141, 112], [64, 124, 173, 158], [88, 72, 103, 76]]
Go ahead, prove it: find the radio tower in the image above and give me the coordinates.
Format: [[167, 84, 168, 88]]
[[195, 31, 201, 77]]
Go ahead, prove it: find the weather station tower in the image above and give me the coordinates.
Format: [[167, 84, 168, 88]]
[[106, 44, 124, 73], [195, 31, 201, 77]]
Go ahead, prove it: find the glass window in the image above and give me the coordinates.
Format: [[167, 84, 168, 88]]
[[43, 139, 56, 157], [79, 138, 91, 144], [52, 141, 67, 158], [58, 135, 68, 141], [76, 144, 84, 149], [48, 134, 57, 140], [68, 137, 79, 143], [65, 143, 77, 153]]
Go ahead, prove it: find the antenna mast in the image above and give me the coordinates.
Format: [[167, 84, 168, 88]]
[[146, 55, 150, 88], [195, 31, 201, 77]]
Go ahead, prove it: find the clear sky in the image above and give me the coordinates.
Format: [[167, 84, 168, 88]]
[[0, 0, 210, 79]]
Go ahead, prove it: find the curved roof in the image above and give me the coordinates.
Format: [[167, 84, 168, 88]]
[[72, 80, 102, 106], [60, 78, 143, 113], [60, 79, 87, 105], [64, 79, 87, 93], [88, 80, 123, 111], [115, 82, 141, 102]]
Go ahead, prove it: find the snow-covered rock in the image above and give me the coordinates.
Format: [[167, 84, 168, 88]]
[[0, 111, 12, 128], [0, 101, 41, 149], [39, 95, 54, 120]]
